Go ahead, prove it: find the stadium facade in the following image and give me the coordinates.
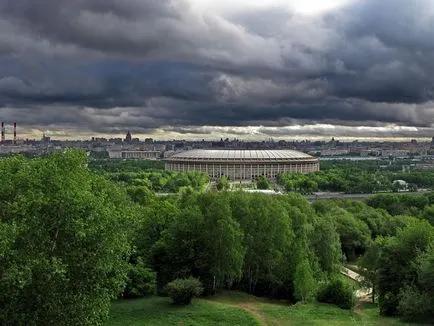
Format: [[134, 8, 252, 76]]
[[165, 149, 319, 180]]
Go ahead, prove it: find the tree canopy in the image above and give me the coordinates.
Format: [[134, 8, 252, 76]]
[[0, 151, 136, 326]]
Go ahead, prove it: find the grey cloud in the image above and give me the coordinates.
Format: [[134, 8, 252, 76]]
[[1, 0, 434, 137]]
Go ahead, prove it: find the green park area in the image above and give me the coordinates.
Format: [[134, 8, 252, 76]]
[[107, 291, 409, 326], [0, 152, 433, 325]]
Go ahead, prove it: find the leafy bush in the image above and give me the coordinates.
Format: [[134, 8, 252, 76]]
[[317, 279, 356, 310], [165, 277, 203, 305], [398, 285, 433, 320], [123, 259, 156, 298], [256, 176, 271, 190], [216, 176, 230, 191]]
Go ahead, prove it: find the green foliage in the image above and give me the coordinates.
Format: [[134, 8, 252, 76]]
[[377, 220, 434, 316], [108, 170, 209, 193], [397, 245, 434, 321], [423, 205, 434, 225], [199, 193, 245, 290], [256, 176, 271, 190], [89, 159, 164, 172], [367, 193, 429, 216], [0, 150, 135, 326], [216, 176, 230, 191], [126, 186, 156, 206], [107, 295, 261, 326], [123, 258, 156, 298], [89, 151, 109, 159], [278, 159, 434, 195], [316, 278, 356, 310], [325, 207, 371, 261], [108, 291, 407, 326], [358, 240, 382, 303], [165, 277, 204, 305], [310, 215, 342, 275], [150, 192, 245, 295], [397, 285, 433, 321], [229, 192, 295, 296], [293, 258, 316, 303]]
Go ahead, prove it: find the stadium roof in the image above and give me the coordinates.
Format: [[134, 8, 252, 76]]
[[166, 149, 316, 161]]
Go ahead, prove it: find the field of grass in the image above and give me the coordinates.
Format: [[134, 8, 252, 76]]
[[107, 296, 260, 326], [107, 291, 409, 326]]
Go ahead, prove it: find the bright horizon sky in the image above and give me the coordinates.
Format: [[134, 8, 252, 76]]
[[191, 0, 352, 15]]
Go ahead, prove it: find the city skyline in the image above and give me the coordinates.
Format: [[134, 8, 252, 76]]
[[1, 0, 434, 140]]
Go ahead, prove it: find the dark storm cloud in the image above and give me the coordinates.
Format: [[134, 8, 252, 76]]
[[0, 0, 434, 137]]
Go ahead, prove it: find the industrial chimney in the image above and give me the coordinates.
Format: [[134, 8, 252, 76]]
[[13, 122, 16, 145], [1, 122, 4, 144]]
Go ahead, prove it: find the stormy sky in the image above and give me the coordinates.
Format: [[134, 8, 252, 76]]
[[0, 0, 434, 140]]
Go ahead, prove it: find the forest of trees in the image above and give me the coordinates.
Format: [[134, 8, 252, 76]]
[[0, 151, 433, 325], [278, 161, 434, 194], [89, 158, 434, 194]]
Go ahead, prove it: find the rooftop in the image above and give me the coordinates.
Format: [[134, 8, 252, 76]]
[[167, 149, 316, 161]]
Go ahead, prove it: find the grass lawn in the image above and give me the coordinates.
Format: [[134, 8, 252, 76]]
[[107, 296, 261, 326], [106, 291, 409, 326], [260, 302, 410, 326]]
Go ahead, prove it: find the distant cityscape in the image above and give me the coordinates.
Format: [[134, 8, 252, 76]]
[[1, 122, 434, 168]]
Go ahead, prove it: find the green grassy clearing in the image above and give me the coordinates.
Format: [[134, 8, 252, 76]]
[[107, 291, 409, 326], [107, 296, 260, 326]]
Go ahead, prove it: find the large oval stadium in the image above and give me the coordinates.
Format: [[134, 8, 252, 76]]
[[165, 149, 319, 180]]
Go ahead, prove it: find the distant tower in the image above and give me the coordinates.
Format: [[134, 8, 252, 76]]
[[125, 131, 132, 143], [13, 122, 16, 145], [1, 122, 4, 144]]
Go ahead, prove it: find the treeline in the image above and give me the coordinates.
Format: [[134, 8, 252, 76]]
[[278, 167, 434, 194], [89, 158, 165, 172], [137, 191, 341, 300], [1, 151, 434, 325], [110, 171, 209, 193], [312, 195, 434, 321], [89, 159, 209, 193]]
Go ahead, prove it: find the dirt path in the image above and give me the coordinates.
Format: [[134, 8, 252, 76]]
[[204, 300, 270, 325], [233, 303, 269, 325]]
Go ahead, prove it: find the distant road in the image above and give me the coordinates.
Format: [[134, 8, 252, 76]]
[[306, 190, 430, 201], [156, 190, 430, 198]]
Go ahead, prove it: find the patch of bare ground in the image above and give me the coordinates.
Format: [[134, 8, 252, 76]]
[[234, 303, 268, 325]]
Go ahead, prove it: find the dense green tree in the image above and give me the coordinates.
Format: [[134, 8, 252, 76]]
[[230, 193, 294, 295], [0, 151, 135, 326], [310, 215, 341, 275], [359, 240, 383, 303], [317, 278, 356, 310], [397, 245, 434, 321], [423, 205, 434, 226], [327, 207, 371, 261], [150, 204, 206, 293], [377, 220, 434, 316], [256, 176, 271, 190], [199, 193, 245, 291], [123, 258, 156, 298], [293, 258, 316, 303], [151, 193, 245, 294], [216, 176, 230, 191]]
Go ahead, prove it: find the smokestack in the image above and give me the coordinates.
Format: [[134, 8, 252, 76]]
[[1, 122, 4, 144], [13, 122, 16, 145]]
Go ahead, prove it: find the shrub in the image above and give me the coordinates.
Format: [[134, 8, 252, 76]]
[[123, 259, 156, 298], [398, 285, 433, 320], [165, 277, 203, 305], [317, 279, 356, 310], [256, 176, 271, 190]]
